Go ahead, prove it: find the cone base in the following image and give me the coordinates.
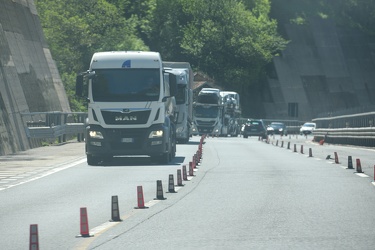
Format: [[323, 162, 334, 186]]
[[76, 234, 94, 238]]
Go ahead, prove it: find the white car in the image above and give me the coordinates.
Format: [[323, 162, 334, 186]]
[[300, 122, 316, 135]]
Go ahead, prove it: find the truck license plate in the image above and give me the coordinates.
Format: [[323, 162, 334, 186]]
[[121, 138, 134, 143]]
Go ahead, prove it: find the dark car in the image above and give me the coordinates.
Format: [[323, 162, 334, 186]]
[[266, 122, 288, 136], [243, 119, 267, 139]]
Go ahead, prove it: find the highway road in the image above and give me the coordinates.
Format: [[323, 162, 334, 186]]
[[1, 135, 375, 249]]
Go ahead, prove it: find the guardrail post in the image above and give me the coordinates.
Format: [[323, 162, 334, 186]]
[[77, 113, 85, 142], [57, 113, 62, 143], [62, 113, 68, 143]]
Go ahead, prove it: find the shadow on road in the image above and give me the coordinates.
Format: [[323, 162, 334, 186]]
[[88, 155, 185, 167]]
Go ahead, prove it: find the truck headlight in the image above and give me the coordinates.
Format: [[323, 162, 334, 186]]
[[149, 130, 163, 138], [89, 130, 104, 139]]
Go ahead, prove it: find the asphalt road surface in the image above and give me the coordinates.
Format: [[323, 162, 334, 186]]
[[1, 135, 375, 249]]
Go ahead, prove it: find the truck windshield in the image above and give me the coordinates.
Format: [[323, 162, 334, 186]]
[[91, 69, 160, 102], [194, 106, 219, 118]]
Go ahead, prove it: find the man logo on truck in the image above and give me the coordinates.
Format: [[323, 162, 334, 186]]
[[115, 115, 137, 121]]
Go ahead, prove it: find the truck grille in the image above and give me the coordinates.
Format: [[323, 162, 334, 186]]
[[195, 120, 216, 126], [102, 110, 151, 125], [106, 129, 147, 150], [197, 126, 214, 133]]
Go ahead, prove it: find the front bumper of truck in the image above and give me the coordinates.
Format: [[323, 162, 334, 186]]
[[85, 124, 170, 157]]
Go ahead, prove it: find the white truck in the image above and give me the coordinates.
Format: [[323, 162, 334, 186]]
[[192, 89, 241, 137], [163, 62, 193, 143], [220, 91, 241, 137], [192, 88, 224, 136], [76, 51, 177, 165]]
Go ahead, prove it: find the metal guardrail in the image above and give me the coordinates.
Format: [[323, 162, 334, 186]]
[[21, 112, 87, 143], [312, 112, 375, 129], [243, 114, 375, 147], [310, 111, 375, 146], [313, 127, 375, 147], [20, 111, 375, 147], [26, 124, 86, 138]]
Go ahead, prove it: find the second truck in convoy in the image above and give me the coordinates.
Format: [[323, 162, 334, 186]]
[[76, 51, 177, 165], [163, 62, 193, 144], [192, 88, 241, 137]]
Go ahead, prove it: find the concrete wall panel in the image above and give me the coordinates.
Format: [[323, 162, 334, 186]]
[[0, 0, 70, 155], [259, 17, 375, 121]]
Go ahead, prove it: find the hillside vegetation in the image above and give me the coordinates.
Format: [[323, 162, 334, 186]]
[[35, 0, 375, 112]]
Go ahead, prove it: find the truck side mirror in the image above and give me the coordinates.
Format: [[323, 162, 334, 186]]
[[76, 74, 84, 96], [76, 71, 95, 97], [169, 74, 177, 96]]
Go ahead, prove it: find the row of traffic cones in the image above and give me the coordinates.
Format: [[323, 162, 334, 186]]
[[262, 136, 375, 186], [29, 135, 206, 248], [80, 135, 205, 238], [262, 137, 372, 175], [266, 138, 315, 158]]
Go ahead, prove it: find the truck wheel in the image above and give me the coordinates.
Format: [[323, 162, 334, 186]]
[[156, 152, 170, 164], [180, 137, 189, 144], [172, 137, 176, 158], [87, 154, 99, 166], [243, 135, 248, 138]]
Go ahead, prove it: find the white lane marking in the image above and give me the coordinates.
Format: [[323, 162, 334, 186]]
[[87, 197, 163, 238], [355, 173, 369, 178], [0, 158, 86, 191], [89, 221, 121, 236]]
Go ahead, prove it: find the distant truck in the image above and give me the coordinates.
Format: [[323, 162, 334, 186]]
[[76, 51, 177, 165], [192, 88, 241, 137], [163, 62, 193, 143], [192, 88, 223, 136], [220, 91, 241, 136]]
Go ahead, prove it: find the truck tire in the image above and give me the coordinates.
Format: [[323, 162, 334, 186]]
[[151, 151, 170, 164], [87, 154, 99, 166], [180, 137, 189, 144], [160, 152, 171, 164], [154, 136, 172, 164]]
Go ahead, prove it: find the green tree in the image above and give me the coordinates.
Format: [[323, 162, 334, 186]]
[[35, 0, 149, 111], [270, 0, 375, 37], [36, 0, 290, 112], [151, 0, 287, 91], [324, 0, 375, 37]]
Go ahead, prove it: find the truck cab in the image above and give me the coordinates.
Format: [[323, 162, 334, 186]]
[[76, 51, 177, 165]]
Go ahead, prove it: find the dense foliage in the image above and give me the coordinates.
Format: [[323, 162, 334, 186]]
[[35, 0, 375, 112], [270, 0, 375, 37]]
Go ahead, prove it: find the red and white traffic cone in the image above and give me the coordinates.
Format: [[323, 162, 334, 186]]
[[135, 186, 148, 209], [356, 159, 363, 173], [78, 207, 92, 237], [29, 224, 39, 250]]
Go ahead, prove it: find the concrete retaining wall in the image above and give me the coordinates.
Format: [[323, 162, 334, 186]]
[[0, 0, 70, 155], [258, 18, 375, 121]]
